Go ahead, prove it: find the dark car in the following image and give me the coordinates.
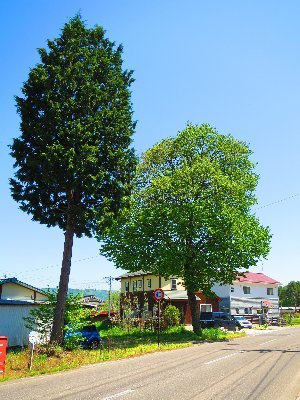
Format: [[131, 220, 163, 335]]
[[64, 325, 101, 349], [200, 312, 215, 328], [200, 312, 239, 331], [212, 312, 239, 331]]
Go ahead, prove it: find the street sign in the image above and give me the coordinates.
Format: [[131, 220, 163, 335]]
[[153, 289, 164, 347], [153, 288, 164, 302], [28, 331, 39, 346]]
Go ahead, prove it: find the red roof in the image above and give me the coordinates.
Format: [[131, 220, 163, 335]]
[[236, 272, 279, 284]]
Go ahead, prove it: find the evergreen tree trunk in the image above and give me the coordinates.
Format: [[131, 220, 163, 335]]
[[187, 289, 201, 335], [50, 211, 75, 344]]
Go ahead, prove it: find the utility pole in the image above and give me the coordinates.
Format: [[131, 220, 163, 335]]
[[104, 276, 114, 317]]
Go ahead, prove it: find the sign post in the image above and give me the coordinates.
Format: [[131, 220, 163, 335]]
[[28, 331, 39, 371], [0, 336, 8, 379], [153, 289, 164, 347]]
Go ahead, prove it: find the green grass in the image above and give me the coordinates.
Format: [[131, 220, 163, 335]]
[[254, 324, 269, 330], [289, 318, 300, 326], [3, 326, 245, 382]]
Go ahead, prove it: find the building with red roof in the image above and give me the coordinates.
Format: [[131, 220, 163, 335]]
[[236, 272, 280, 285], [212, 272, 280, 317], [117, 270, 280, 321]]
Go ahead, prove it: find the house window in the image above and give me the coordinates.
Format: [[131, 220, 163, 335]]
[[236, 308, 240, 314], [244, 308, 249, 314], [171, 279, 177, 290], [243, 286, 251, 294], [267, 287, 274, 295], [231, 287, 234, 293], [200, 304, 212, 313], [125, 281, 129, 292], [132, 280, 137, 291], [147, 279, 151, 288], [138, 280, 142, 289]]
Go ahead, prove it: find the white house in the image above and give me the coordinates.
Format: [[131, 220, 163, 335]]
[[0, 277, 48, 347], [212, 272, 280, 317]]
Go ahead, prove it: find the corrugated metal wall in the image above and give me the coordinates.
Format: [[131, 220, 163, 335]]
[[230, 296, 279, 315], [219, 296, 280, 316], [0, 304, 39, 347]]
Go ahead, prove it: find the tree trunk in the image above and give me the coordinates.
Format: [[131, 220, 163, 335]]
[[50, 214, 75, 344], [187, 289, 201, 335]]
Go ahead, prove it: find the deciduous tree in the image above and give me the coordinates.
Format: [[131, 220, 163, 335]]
[[101, 124, 271, 334], [279, 281, 300, 308], [10, 15, 136, 343]]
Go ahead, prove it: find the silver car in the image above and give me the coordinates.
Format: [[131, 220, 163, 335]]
[[233, 316, 253, 329]]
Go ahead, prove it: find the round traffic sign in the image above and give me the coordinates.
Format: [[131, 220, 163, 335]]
[[28, 331, 39, 345], [153, 288, 164, 302]]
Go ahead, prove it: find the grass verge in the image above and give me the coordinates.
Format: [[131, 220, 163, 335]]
[[3, 326, 245, 382]]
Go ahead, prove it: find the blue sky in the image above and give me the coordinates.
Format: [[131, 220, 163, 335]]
[[1, 1, 299, 290]]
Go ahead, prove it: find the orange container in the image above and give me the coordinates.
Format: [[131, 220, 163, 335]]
[[0, 336, 8, 378]]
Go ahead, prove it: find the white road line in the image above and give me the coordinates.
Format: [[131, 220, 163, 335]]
[[101, 389, 135, 400], [259, 339, 277, 346], [204, 351, 242, 365]]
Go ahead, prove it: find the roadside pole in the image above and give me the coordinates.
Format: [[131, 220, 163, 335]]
[[158, 300, 161, 346], [104, 276, 114, 317], [29, 344, 34, 371], [153, 289, 164, 347], [28, 331, 39, 371]]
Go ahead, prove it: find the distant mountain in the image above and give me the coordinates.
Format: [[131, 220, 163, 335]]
[[69, 288, 110, 300], [43, 288, 110, 300]]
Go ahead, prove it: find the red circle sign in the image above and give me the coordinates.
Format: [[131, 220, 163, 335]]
[[153, 288, 164, 302]]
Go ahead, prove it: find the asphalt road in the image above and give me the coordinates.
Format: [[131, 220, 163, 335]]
[[1, 327, 300, 400]]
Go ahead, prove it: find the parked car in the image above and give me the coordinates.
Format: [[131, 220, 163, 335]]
[[200, 312, 239, 331], [64, 325, 101, 348], [200, 312, 215, 328], [233, 316, 253, 329]]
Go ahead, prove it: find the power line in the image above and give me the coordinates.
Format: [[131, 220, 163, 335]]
[[254, 193, 299, 211], [0, 255, 101, 277]]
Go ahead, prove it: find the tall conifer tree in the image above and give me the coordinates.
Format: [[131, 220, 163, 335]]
[[10, 16, 136, 343]]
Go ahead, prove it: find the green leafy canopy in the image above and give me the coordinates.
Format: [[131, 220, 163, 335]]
[[279, 281, 300, 307], [100, 123, 272, 293]]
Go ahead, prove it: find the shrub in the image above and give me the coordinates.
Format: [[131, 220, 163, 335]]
[[24, 291, 94, 348], [162, 305, 180, 327], [200, 328, 226, 341]]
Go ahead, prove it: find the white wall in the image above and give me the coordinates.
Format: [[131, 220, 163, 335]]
[[213, 282, 278, 298], [1, 283, 48, 302], [230, 282, 278, 298], [0, 304, 39, 347]]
